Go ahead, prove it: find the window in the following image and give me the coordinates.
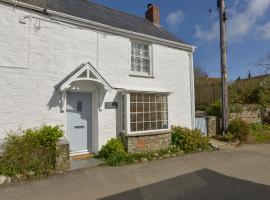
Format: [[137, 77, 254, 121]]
[[77, 101, 82, 112], [130, 93, 168, 132], [121, 94, 126, 131], [131, 41, 151, 74]]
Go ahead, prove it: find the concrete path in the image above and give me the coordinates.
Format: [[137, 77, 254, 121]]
[[1, 144, 270, 200]]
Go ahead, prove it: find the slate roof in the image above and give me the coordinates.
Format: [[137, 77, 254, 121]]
[[14, 0, 187, 44]]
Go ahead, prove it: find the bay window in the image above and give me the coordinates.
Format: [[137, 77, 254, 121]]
[[121, 92, 168, 133]]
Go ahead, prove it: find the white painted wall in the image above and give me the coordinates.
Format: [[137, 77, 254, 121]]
[[0, 3, 194, 150]]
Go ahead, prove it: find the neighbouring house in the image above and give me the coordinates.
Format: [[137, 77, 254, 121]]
[[0, 0, 195, 154]]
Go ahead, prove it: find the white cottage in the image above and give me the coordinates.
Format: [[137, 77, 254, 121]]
[[0, 0, 195, 154]]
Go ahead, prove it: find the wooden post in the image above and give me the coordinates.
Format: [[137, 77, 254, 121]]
[[218, 0, 228, 134]]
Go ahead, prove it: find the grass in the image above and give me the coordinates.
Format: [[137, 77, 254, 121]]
[[249, 123, 270, 143]]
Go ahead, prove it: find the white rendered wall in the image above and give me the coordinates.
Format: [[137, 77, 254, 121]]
[[0, 3, 194, 150]]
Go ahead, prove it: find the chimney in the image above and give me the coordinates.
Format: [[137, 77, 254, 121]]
[[145, 3, 160, 25]]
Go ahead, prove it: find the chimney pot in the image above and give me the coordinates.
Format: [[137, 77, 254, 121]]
[[145, 3, 160, 25]]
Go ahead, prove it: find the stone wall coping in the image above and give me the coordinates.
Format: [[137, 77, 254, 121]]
[[56, 138, 70, 146], [124, 130, 172, 138]]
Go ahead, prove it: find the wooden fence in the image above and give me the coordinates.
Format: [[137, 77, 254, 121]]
[[195, 78, 221, 110]]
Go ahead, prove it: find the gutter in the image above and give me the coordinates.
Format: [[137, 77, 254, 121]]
[[1, 0, 196, 52]]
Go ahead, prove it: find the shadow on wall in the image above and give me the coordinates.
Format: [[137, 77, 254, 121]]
[[47, 89, 61, 111], [100, 169, 270, 200], [113, 93, 121, 138]]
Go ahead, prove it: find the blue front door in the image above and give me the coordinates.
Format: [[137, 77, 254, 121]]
[[67, 92, 92, 153]]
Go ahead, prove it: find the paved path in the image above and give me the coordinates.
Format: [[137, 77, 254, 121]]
[[1, 144, 270, 200]]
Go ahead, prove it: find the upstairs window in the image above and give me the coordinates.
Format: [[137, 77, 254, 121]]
[[131, 41, 151, 75]]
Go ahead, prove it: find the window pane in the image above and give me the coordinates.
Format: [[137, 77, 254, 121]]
[[137, 113, 143, 122], [151, 112, 156, 121], [130, 103, 136, 112], [144, 103, 150, 112], [137, 123, 143, 131], [130, 93, 136, 102], [156, 95, 162, 102], [150, 94, 156, 102], [162, 95, 167, 102], [131, 123, 136, 132], [162, 103, 167, 111], [157, 112, 162, 121], [162, 121, 168, 129], [157, 121, 163, 129], [130, 113, 136, 123], [77, 101, 82, 112], [162, 112, 168, 121], [137, 103, 143, 112], [143, 44, 149, 50], [143, 94, 150, 102], [144, 113, 150, 121], [137, 94, 143, 102], [151, 122, 156, 130], [144, 122, 150, 131], [143, 51, 149, 58], [150, 103, 155, 111], [156, 103, 162, 112]]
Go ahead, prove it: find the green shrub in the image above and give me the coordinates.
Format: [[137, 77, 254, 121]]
[[98, 138, 126, 159], [223, 132, 236, 142], [171, 126, 211, 153], [228, 118, 249, 141], [206, 101, 222, 117], [0, 125, 63, 177]]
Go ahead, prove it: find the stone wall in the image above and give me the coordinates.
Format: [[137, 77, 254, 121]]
[[55, 139, 70, 172], [207, 116, 217, 137], [229, 104, 261, 124], [206, 105, 265, 136], [123, 131, 172, 153]]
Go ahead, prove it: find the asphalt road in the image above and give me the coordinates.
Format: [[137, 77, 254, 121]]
[[1, 144, 270, 200]]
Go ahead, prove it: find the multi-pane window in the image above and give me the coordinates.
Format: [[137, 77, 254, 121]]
[[130, 93, 168, 132], [131, 41, 151, 74]]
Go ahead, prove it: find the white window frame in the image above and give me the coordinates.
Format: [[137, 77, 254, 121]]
[[130, 40, 153, 77], [121, 92, 169, 134]]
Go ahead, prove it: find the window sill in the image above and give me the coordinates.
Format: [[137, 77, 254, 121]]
[[129, 74, 155, 78], [124, 129, 171, 137]]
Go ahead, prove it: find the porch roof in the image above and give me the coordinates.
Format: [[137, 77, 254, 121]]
[[55, 62, 113, 92]]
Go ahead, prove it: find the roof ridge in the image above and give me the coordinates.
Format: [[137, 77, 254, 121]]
[[81, 0, 153, 24]]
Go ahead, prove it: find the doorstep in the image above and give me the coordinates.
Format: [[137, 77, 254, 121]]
[[71, 152, 94, 161]]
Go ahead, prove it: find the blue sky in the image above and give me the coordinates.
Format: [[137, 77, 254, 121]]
[[92, 0, 270, 80]]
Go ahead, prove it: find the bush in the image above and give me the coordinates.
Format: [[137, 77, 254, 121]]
[[228, 118, 249, 141], [0, 125, 63, 177], [171, 126, 211, 153], [223, 132, 236, 142], [98, 138, 126, 159], [206, 101, 222, 117]]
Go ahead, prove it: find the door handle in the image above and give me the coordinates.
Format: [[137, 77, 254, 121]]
[[74, 126, 84, 129]]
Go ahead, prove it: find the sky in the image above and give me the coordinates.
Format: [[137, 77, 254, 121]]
[[91, 0, 270, 80]]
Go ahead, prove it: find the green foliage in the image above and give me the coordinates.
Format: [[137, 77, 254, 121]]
[[98, 138, 185, 166], [206, 101, 222, 117], [228, 118, 249, 141], [98, 138, 126, 160], [206, 100, 244, 117], [229, 77, 270, 108], [223, 132, 236, 142], [0, 125, 63, 177], [171, 126, 211, 153], [249, 123, 270, 143]]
